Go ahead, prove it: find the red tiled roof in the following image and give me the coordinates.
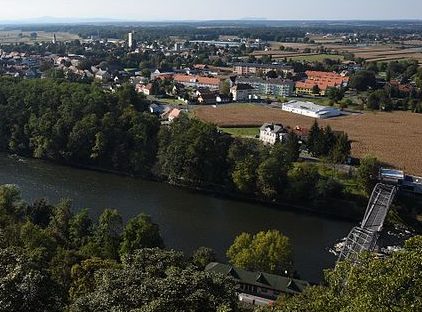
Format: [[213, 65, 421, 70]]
[[174, 74, 197, 83], [173, 74, 221, 86], [296, 81, 333, 91], [305, 70, 349, 83], [197, 76, 221, 86]]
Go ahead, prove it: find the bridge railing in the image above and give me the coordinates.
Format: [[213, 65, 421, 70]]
[[337, 183, 397, 264]]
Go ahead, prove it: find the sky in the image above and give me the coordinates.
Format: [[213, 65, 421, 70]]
[[0, 0, 421, 21]]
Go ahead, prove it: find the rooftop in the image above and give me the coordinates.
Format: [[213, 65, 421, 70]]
[[283, 100, 341, 114], [205, 262, 309, 295], [260, 123, 285, 133]]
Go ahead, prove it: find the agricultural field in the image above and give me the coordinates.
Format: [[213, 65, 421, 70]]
[[194, 104, 422, 176], [288, 53, 344, 62], [266, 41, 422, 65], [0, 30, 80, 44]]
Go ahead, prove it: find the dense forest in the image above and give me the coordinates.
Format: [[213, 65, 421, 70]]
[[0, 78, 159, 176], [0, 77, 355, 208], [0, 184, 238, 311]]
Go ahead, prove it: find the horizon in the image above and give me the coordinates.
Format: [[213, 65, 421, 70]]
[[0, 0, 421, 22]]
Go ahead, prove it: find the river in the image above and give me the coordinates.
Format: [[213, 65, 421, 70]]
[[0, 153, 354, 282]]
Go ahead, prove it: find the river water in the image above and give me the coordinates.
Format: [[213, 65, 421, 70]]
[[0, 153, 354, 282]]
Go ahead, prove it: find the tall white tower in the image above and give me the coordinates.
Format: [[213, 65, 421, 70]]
[[128, 32, 133, 49]]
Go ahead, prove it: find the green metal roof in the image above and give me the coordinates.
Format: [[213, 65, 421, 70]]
[[205, 262, 310, 295]]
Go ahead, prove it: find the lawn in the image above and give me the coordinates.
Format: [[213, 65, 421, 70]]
[[149, 97, 187, 106], [221, 127, 260, 138]]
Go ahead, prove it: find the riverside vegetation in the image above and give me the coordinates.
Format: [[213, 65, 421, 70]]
[[0, 77, 380, 218], [0, 184, 421, 312]]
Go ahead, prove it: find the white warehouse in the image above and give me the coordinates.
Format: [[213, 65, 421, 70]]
[[282, 100, 342, 119]]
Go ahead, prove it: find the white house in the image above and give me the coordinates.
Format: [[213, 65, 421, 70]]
[[282, 100, 342, 119], [230, 84, 255, 101], [259, 123, 288, 145]]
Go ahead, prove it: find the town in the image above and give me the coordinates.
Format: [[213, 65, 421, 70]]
[[0, 7, 422, 312]]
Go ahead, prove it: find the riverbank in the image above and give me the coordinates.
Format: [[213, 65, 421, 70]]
[[5, 153, 420, 231], [7, 153, 367, 223]]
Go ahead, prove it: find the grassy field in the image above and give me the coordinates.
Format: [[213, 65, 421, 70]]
[[149, 97, 187, 106], [194, 104, 422, 176], [288, 54, 345, 62], [220, 127, 260, 138], [0, 30, 79, 44]]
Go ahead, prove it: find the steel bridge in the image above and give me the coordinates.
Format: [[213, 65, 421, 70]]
[[337, 183, 397, 264]]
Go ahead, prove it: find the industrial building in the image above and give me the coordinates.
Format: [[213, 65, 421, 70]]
[[282, 100, 342, 119]]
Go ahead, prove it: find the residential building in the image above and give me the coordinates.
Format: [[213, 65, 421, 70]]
[[197, 91, 231, 104], [233, 62, 294, 76], [230, 83, 255, 101], [282, 100, 342, 119], [168, 108, 182, 122], [94, 69, 111, 81], [205, 262, 309, 303], [259, 123, 289, 145], [173, 74, 222, 90], [237, 77, 295, 97], [136, 83, 154, 96], [296, 71, 349, 96]]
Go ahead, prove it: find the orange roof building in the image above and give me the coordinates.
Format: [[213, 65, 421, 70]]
[[173, 74, 222, 90], [296, 71, 349, 96]]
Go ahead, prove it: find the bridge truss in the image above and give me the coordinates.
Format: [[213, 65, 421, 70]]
[[337, 183, 397, 264]]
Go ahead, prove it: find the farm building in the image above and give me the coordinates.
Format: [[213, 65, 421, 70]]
[[282, 100, 342, 119]]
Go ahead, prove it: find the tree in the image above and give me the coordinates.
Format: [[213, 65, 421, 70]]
[[232, 155, 259, 194], [69, 209, 93, 249], [307, 120, 324, 157], [330, 133, 351, 164], [0, 184, 25, 224], [357, 156, 381, 195], [0, 247, 64, 312], [92, 209, 123, 260], [287, 163, 321, 201], [266, 236, 422, 312], [257, 157, 286, 199], [158, 116, 230, 186], [48, 199, 72, 246], [266, 70, 278, 79], [69, 249, 238, 312], [257, 144, 291, 199], [284, 132, 300, 163], [316, 177, 344, 199], [322, 125, 337, 156], [312, 84, 321, 95], [349, 70, 377, 91], [119, 213, 164, 257], [326, 87, 345, 103], [226, 230, 293, 275], [192, 247, 217, 269], [25, 198, 53, 228], [69, 257, 120, 301], [219, 80, 231, 95]]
